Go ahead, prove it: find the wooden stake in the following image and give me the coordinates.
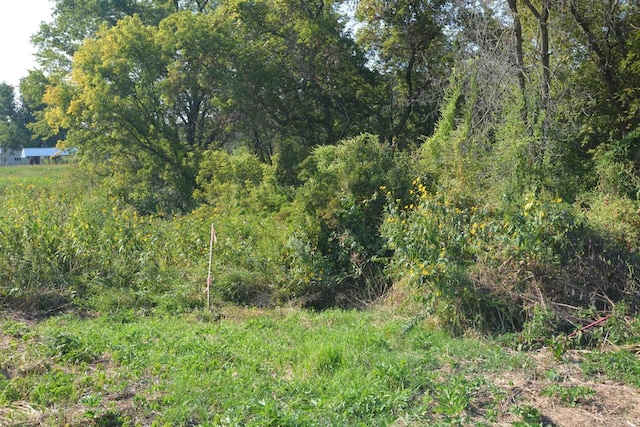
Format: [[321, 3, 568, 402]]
[[206, 224, 217, 309]]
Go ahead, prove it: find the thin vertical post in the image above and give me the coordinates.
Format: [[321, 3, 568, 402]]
[[206, 224, 216, 309]]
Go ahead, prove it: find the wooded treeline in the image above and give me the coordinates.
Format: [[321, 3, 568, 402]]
[[2, 0, 640, 332], [0, 0, 633, 211]]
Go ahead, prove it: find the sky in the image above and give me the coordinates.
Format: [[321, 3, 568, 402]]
[[0, 0, 54, 89]]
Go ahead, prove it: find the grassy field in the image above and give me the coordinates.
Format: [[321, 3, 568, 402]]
[[1, 307, 640, 426], [0, 164, 73, 189]]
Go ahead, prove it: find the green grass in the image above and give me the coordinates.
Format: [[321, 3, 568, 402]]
[[0, 164, 72, 189], [0, 308, 521, 426], [3, 307, 638, 426]]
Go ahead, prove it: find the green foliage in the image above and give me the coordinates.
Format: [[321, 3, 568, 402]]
[[573, 132, 640, 250], [0, 308, 527, 425], [577, 192, 640, 250], [0, 169, 199, 314], [6, 0, 640, 345], [432, 376, 472, 415], [30, 369, 76, 406], [44, 11, 238, 213], [417, 69, 472, 188], [225, 0, 383, 155], [510, 405, 544, 426], [40, 0, 384, 213], [177, 204, 291, 306], [583, 350, 640, 387], [382, 181, 581, 332], [381, 59, 640, 335], [0, 83, 31, 150], [195, 148, 288, 213], [286, 133, 413, 305], [47, 333, 99, 364], [540, 384, 595, 406], [517, 307, 561, 351], [310, 344, 344, 375], [19, 70, 65, 146], [592, 131, 640, 199], [191, 135, 415, 307], [355, 0, 451, 143]]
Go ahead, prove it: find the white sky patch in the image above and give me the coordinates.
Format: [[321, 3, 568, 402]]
[[0, 0, 54, 89]]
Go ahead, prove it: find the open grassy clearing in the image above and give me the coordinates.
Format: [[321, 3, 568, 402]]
[[0, 165, 72, 188], [1, 307, 640, 426]]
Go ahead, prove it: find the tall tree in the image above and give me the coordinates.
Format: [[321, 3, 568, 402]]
[[45, 13, 234, 212], [355, 0, 451, 144], [224, 0, 382, 177], [0, 83, 31, 150]]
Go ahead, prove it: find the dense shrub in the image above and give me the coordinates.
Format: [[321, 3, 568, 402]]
[[191, 135, 415, 308], [0, 175, 207, 314], [382, 181, 640, 334], [283, 133, 414, 307], [194, 148, 289, 213]]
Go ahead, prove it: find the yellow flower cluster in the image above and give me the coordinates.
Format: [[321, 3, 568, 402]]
[[413, 177, 428, 200]]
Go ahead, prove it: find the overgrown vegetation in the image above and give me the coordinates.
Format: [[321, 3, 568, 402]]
[[2, 0, 640, 422], [2, 124, 640, 338], [1, 0, 638, 332], [0, 136, 412, 312]]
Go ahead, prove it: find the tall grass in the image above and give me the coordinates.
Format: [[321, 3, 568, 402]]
[[0, 165, 71, 190], [0, 166, 200, 313], [0, 165, 293, 314]]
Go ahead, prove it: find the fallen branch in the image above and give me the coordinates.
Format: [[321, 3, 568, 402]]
[[567, 314, 613, 339]]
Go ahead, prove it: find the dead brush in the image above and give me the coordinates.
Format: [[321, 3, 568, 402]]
[[466, 243, 640, 348]]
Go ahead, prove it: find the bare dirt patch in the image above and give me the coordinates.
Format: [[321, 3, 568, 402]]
[[489, 348, 640, 426]]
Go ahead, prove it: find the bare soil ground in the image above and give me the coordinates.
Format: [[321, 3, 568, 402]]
[[487, 349, 640, 426]]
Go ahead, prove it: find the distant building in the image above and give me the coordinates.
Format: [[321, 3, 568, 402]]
[[0, 147, 76, 166], [0, 148, 24, 166]]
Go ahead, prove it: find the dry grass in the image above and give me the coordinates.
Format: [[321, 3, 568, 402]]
[[0, 401, 43, 426], [485, 349, 640, 426]]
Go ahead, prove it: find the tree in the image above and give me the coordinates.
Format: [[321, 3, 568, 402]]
[[19, 70, 64, 147], [565, 0, 640, 140], [33, 0, 176, 74], [0, 83, 15, 124], [355, 0, 452, 145], [224, 0, 383, 176], [45, 13, 235, 212], [157, 11, 236, 148], [0, 83, 31, 150]]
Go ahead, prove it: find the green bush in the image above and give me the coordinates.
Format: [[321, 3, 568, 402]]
[[592, 130, 640, 199], [194, 147, 289, 213], [284, 133, 414, 306], [182, 134, 415, 308], [578, 192, 640, 249], [381, 182, 592, 332]]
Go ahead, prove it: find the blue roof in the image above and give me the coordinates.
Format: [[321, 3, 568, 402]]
[[22, 148, 73, 157]]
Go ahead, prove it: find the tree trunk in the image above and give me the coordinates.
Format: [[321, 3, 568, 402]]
[[507, 0, 527, 123], [522, 0, 550, 116]]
